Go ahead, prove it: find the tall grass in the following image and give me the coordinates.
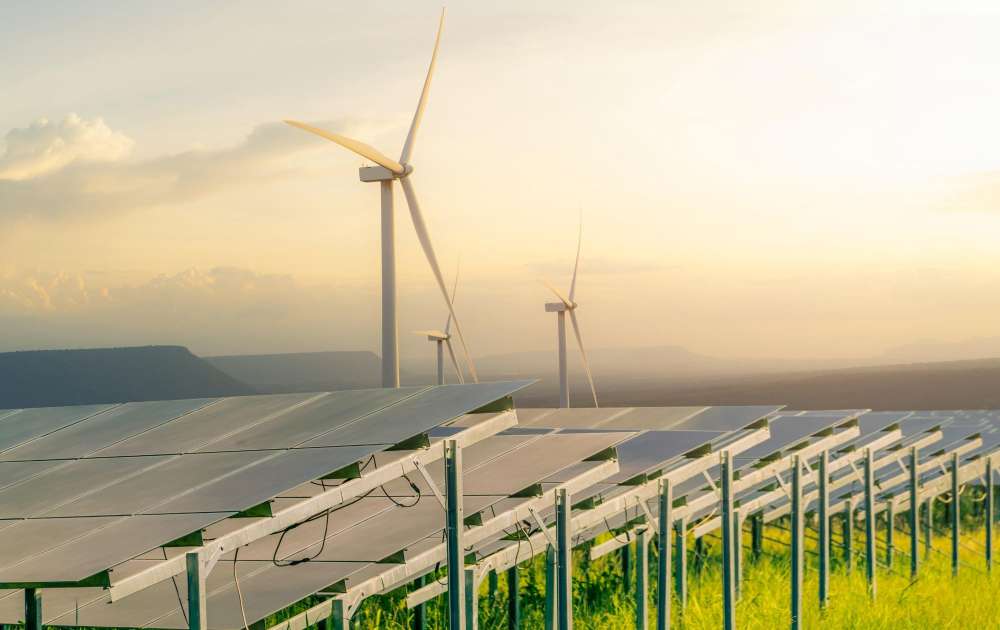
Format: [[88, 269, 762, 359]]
[[329, 509, 1000, 629]]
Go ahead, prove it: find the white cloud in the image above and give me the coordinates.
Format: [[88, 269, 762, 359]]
[[0, 115, 393, 222], [0, 266, 378, 355], [0, 114, 133, 181]]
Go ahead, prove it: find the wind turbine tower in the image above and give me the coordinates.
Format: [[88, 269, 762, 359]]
[[543, 220, 598, 408], [286, 9, 477, 388]]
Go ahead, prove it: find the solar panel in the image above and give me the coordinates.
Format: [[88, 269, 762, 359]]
[[5, 428, 625, 628], [0, 381, 531, 587], [0, 399, 215, 461], [0, 404, 117, 453]]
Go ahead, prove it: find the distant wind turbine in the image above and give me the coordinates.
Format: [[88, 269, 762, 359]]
[[543, 219, 598, 408], [415, 262, 464, 385], [285, 9, 478, 388]]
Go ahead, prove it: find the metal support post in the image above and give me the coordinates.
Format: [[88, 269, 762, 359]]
[[186, 551, 207, 630], [674, 517, 687, 611], [507, 566, 521, 630], [721, 451, 735, 630], [952, 451, 960, 577], [864, 449, 876, 600], [987, 455, 994, 573], [445, 440, 466, 630], [909, 446, 919, 579], [843, 501, 853, 571], [734, 511, 743, 602], [24, 588, 41, 630], [751, 513, 763, 560], [885, 500, 894, 570], [818, 450, 830, 609], [790, 455, 803, 630], [545, 546, 557, 630], [556, 488, 573, 630], [622, 543, 632, 589], [657, 479, 672, 630], [924, 496, 933, 559], [331, 599, 350, 630], [465, 568, 478, 630], [413, 575, 426, 630], [636, 526, 649, 630]]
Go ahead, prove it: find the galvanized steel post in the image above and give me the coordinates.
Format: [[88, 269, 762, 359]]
[[885, 499, 894, 570], [864, 448, 876, 600], [545, 546, 557, 630], [24, 588, 41, 630], [556, 488, 573, 630], [910, 446, 920, 579], [924, 496, 933, 559], [987, 455, 994, 573], [465, 568, 478, 630], [818, 450, 830, 609], [790, 455, 803, 630], [657, 478, 672, 630], [622, 544, 632, 589], [186, 551, 207, 630], [843, 500, 854, 571], [751, 513, 763, 560], [413, 575, 426, 630], [674, 517, 688, 612], [636, 526, 649, 630], [734, 510, 743, 602], [507, 566, 520, 630], [721, 451, 736, 630], [331, 599, 349, 630], [445, 439, 466, 630], [952, 451, 960, 577]]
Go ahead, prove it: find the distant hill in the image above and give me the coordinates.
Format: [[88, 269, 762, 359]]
[[547, 357, 1000, 411], [206, 351, 381, 392], [0, 346, 255, 409]]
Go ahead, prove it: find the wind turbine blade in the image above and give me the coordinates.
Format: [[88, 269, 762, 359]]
[[569, 215, 583, 303], [444, 338, 465, 384], [541, 278, 571, 306], [444, 258, 459, 335], [284, 120, 405, 174], [399, 8, 445, 165], [399, 176, 479, 382], [568, 309, 599, 408]]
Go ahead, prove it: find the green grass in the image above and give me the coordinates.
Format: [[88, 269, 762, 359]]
[[326, 511, 1000, 629]]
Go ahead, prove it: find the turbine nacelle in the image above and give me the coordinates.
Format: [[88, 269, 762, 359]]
[[417, 329, 450, 342], [359, 164, 414, 183], [545, 301, 576, 312]]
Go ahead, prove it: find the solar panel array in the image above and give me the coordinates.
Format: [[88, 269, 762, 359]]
[[1, 396, 998, 630]]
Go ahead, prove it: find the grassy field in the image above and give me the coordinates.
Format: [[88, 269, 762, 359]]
[[311, 509, 1000, 629]]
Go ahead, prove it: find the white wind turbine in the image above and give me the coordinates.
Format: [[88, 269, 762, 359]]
[[415, 263, 464, 385], [285, 9, 477, 388], [543, 221, 598, 408]]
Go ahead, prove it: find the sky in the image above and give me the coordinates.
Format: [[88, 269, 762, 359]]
[[3, 0, 1000, 364]]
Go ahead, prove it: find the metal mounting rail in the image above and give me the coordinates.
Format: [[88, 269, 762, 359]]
[[263, 457, 620, 630], [762, 434, 981, 523], [403, 425, 770, 612], [108, 409, 518, 602], [591, 423, 866, 557]]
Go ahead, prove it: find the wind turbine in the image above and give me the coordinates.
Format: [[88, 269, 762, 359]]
[[285, 9, 477, 388], [415, 263, 464, 385], [543, 221, 598, 408]]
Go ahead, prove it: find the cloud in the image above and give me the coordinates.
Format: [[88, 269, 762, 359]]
[[0, 114, 133, 181], [0, 114, 388, 222], [0, 266, 382, 355]]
